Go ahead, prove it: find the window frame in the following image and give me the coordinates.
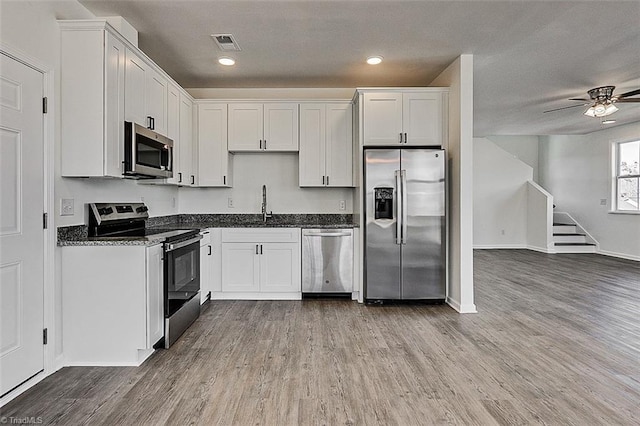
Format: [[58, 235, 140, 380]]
[[611, 138, 640, 214]]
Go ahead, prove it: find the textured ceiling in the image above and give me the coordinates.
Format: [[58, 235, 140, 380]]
[[78, 0, 640, 136]]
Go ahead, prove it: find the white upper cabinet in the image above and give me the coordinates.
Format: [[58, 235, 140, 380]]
[[125, 48, 168, 133], [179, 93, 195, 186], [124, 48, 147, 126], [60, 23, 125, 177], [145, 68, 168, 135], [363, 90, 447, 146], [228, 102, 299, 152], [299, 102, 353, 187], [165, 83, 181, 185], [197, 102, 232, 187]]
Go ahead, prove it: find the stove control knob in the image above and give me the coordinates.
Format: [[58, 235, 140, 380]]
[[99, 207, 113, 215], [136, 206, 148, 213]]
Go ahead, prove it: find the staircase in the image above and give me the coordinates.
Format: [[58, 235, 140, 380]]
[[552, 213, 597, 253]]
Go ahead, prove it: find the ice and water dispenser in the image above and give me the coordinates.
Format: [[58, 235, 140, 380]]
[[374, 187, 394, 219]]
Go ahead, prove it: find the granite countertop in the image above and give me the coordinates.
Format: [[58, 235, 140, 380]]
[[58, 214, 357, 246]]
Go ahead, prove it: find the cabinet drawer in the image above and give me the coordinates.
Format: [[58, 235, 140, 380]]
[[222, 228, 300, 243]]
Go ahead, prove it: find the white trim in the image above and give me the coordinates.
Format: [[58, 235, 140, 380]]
[[446, 297, 477, 313], [212, 292, 302, 300], [527, 245, 556, 254], [597, 249, 640, 262], [0, 46, 57, 407], [473, 244, 528, 249], [610, 138, 640, 213]]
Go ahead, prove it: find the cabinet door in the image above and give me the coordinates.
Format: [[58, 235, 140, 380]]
[[221, 243, 260, 292], [403, 92, 443, 146], [103, 32, 125, 177], [124, 48, 147, 127], [299, 103, 326, 187], [179, 94, 194, 185], [363, 92, 403, 145], [264, 103, 299, 151], [166, 84, 180, 184], [200, 239, 212, 304], [325, 103, 353, 187], [145, 244, 164, 349], [260, 243, 301, 292], [197, 103, 230, 186], [228, 103, 262, 151], [146, 68, 168, 135]]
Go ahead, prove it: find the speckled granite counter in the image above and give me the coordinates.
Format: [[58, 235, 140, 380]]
[[58, 214, 357, 246]]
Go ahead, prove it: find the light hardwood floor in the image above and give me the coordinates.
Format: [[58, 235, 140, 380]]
[[2, 250, 639, 425]]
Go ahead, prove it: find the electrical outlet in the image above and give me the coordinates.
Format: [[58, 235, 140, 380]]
[[228, 197, 234, 208], [600, 198, 607, 206], [60, 198, 74, 216], [339, 200, 346, 210]]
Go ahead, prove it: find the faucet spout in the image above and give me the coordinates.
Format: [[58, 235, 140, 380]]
[[262, 184, 273, 223]]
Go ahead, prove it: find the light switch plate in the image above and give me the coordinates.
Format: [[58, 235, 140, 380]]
[[60, 198, 74, 216], [228, 197, 234, 208]]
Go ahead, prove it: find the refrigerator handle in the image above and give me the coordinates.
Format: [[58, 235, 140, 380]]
[[401, 169, 408, 244], [395, 170, 402, 245]]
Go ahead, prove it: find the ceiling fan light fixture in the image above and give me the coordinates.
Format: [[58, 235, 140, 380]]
[[584, 102, 618, 118], [602, 119, 616, 124], [366, 56, 383, 65]]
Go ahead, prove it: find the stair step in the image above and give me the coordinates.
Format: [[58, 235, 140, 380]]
[[553, 222, 575, 226], [553, 233, 585, 236], [554, 242, 596, 246]]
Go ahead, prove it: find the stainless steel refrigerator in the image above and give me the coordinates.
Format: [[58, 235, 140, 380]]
[[364, 148, 446, 301]]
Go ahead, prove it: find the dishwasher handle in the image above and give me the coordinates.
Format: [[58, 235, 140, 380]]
[[303, 231, 352, 237]]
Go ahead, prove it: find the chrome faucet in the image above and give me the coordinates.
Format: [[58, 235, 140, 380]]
[[262, 184, 273, 223]]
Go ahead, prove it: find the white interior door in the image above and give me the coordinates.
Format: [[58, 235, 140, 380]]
[[0, 53, 45, 396]]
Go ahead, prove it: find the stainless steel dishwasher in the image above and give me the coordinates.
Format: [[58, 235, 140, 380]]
[[302, 228, 353, 293]]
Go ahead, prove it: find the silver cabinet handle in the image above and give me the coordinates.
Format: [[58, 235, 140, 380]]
[[178, 172, 182, 183], [264, 140, 267, 150], [208, 245, 212, 255], [399, 133, 403, 143], [256, 244, 259, 255], [322, 175, 325, 185], [260, 244, 263, 255], [259, 140, 262, 150], [404, 133, 407, 144], [326, 176, 329, 186]]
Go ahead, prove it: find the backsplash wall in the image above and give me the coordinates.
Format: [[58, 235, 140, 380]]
[[179, 153, 354, 214]]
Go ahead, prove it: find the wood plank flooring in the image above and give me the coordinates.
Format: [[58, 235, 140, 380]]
[[2, 250, 639, 425]]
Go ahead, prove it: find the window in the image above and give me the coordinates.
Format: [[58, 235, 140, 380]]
[[613, 139, 640, 212]]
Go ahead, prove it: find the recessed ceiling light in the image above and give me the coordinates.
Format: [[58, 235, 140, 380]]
[[367, 56, 383, 65], [218, 57, 235, 66], [602, 119, 616, 124]]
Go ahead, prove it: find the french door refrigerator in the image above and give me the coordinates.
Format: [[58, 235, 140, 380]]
[[364, 148, 446, 301]]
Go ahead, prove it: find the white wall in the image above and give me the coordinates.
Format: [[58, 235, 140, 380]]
[[487, 135, 540, 182], [180, 153, 353, 213], [430, 55, 476, 313], [526, 181, 554, 252], [473, 138, 532, 248], [539, 121, 640, 260]]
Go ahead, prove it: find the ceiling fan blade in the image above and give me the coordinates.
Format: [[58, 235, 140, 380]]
[[617, 88, 640, 98], [543, 103, 589, 113], [615, 98, 640, 103], [568, 98, 590, 101]]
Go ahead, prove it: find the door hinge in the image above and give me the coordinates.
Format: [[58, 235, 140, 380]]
[[43, 97, 48, 114], [43, 212, 48, 229], [43, 328, 48, 345]]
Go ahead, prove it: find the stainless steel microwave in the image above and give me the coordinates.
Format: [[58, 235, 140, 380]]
[[124, 121, 173, 179]]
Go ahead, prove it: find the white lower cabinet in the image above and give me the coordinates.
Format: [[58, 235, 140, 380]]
[[61, 244, 163, 366], [199, 228, 222, 303], [221, 228, 301, 299]]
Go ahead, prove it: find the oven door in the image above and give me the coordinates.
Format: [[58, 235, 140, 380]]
[[165, 236, 201, 317]]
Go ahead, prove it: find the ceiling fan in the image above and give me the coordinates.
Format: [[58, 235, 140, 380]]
[[544, 86, 640, 118]]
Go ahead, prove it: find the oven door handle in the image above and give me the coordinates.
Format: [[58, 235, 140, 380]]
[[165, 235, 202, 252]]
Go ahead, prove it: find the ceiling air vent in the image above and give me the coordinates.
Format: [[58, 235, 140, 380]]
[[211, 34, 241, 51]]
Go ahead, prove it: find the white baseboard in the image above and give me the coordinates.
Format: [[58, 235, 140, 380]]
[[527, 245, 555, 254], [473, 244, 528, 250], [213, 292, 302, 300], [0, 371, 48, 408], [597, 249, 640, 262], [446, 297, 478, 313]]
